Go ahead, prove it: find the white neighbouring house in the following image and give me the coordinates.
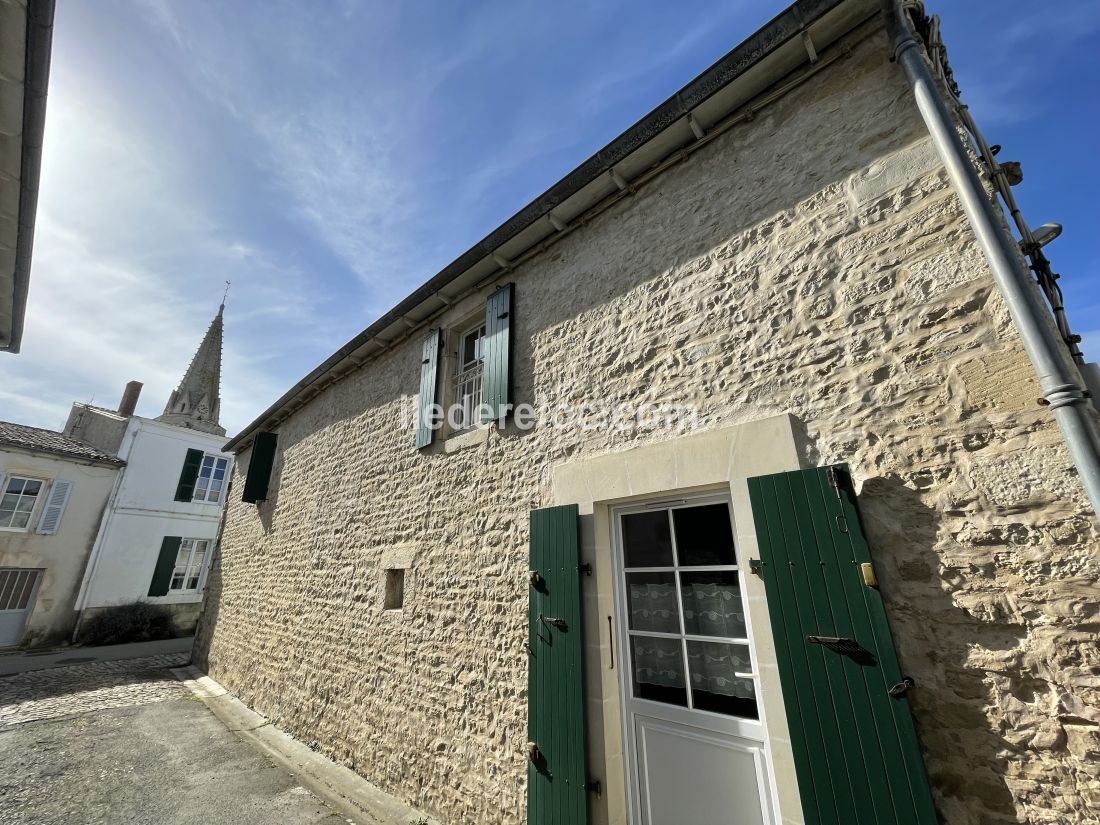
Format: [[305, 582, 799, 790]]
[[68, 305, 233, 635]]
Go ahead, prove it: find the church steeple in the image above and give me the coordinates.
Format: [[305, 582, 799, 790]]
[[156, 303, 226, 436]]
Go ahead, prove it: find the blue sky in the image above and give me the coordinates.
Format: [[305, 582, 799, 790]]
[[4, 0, 1098, 437]]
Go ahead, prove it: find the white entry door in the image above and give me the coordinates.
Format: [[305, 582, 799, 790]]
[[612, 496, 775, 825], [0, 568, 41, 647]]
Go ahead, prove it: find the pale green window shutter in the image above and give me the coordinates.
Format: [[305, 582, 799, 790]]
[[242, 433, 278, 503], [174, 448, 205, 501], [483, 283, 514, 422], [36, 479, 73, 535], [148, 536, 182, 597], [416, 328, 443, 449]]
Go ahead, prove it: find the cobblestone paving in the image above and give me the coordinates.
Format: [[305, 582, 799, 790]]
[[0, 653, 189, 728]]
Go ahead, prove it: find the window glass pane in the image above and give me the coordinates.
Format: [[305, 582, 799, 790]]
[[626, 572, 680, 634], [1, 493, 19, 511], [630, 636, 687, 706], [673, 503, 735, 566], [194, 476, 210, 499], [11, 510, 31, 529], [170, 573, 185, 590], [681, 572, 747, 639], [5, 478, 24, 494], [621, 511, 673, 567], [686, 641, 758, 718], [462, 331, 478, 365], [22, 480, 42, 496], [0, 508, 15, 527], [15, 498, 35, 514]]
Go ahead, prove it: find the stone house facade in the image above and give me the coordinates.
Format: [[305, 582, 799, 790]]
[[195, 2, 1100, 825]]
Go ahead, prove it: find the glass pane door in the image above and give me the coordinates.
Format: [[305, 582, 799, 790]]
[[619, 501, 758, 720]]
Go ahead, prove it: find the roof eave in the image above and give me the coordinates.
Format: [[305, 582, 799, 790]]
[[0, 440, 125, 468], [225, 0, 878, 452], [1, 0, 56, 355]]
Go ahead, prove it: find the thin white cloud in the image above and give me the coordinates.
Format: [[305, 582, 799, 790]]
[[2, 36, 332, 436]]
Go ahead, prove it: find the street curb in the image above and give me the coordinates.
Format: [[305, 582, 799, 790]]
[[172, 665, 440, 825]]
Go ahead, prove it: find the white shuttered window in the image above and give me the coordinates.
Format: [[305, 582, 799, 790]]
[[36, 480, 74, 535]]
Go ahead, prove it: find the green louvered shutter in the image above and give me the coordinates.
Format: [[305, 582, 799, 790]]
[[416, 328, 443, 449], [241, 432, 278, 503], [748, 465, 938, 825], [483, 283, 514, 422], [174, 448, 205, 501], [148, 536, 182, 597], [528, 504, 587, 825]]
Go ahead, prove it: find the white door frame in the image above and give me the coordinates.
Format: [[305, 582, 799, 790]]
[[609, 491, 778, 825]]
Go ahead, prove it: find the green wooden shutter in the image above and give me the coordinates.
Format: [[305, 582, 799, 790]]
[[241, 432, 278, 503], [148, 536, 182, 597], [528, 504, 587, 825], [483, 283, 514, 422], [174, 448, 205, 501], [748, 465, 938, 825], [416, 328, 443, 449]]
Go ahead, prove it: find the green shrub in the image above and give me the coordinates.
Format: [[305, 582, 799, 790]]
[[76, 601, 178, 646]]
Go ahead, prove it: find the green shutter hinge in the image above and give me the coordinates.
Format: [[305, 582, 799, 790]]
[[587, 778, 602, 797], [749, 559, 764, 577]]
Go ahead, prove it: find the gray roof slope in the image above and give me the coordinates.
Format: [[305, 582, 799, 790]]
[[0, 420, 125, 466]]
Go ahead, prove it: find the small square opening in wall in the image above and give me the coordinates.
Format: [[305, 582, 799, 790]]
[[383, 568, 405, 610]]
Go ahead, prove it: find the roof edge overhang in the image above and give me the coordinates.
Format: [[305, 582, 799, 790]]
[[225, 0, 879, 452], [0, 439, 125, 469], [1, 0, 55, 355]]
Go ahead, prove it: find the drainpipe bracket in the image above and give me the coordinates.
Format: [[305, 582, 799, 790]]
[[1040, 383, 1089, 411]]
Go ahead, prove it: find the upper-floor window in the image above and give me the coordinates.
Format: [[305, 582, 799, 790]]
[[193, 454, 229, 503], [0, 476, 43, 531], [453, 322, 486, 431], [170, 538, 210, 592]]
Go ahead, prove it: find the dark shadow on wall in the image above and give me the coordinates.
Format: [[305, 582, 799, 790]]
[[857, 474, 1020, 824]]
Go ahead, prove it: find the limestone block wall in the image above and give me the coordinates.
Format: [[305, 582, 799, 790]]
[[195, 24, 1099, 825]]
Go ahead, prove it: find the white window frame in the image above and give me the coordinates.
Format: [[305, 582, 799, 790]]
[[451, 321, 487, 432], [169, 538, 211, 593], [0, 475, 47, 532], [192, 454, 230, 504]]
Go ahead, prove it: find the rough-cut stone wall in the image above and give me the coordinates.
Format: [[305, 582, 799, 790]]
[[195, 23, 1099, 825]]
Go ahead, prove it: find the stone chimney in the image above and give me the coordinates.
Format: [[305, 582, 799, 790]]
[[118, 381, 143, 417]]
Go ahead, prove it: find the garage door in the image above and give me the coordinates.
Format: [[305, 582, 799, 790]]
[[0, 568, 41, 647]]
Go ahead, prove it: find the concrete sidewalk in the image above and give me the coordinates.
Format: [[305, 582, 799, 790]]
[[0, 636, 194, 676]]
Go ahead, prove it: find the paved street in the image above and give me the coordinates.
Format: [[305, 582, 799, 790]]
[[0, 655, 351, 825]]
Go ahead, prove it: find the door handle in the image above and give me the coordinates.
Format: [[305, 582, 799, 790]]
[[733, 672, 757, 680]]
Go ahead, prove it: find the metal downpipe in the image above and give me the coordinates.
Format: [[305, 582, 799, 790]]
[[880, 0, 1100, 517]]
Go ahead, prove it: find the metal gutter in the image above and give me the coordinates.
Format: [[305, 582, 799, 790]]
[[2, 0, 55, 354], [225, 0, 876, 451], [881, 0, 1100, 516]]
